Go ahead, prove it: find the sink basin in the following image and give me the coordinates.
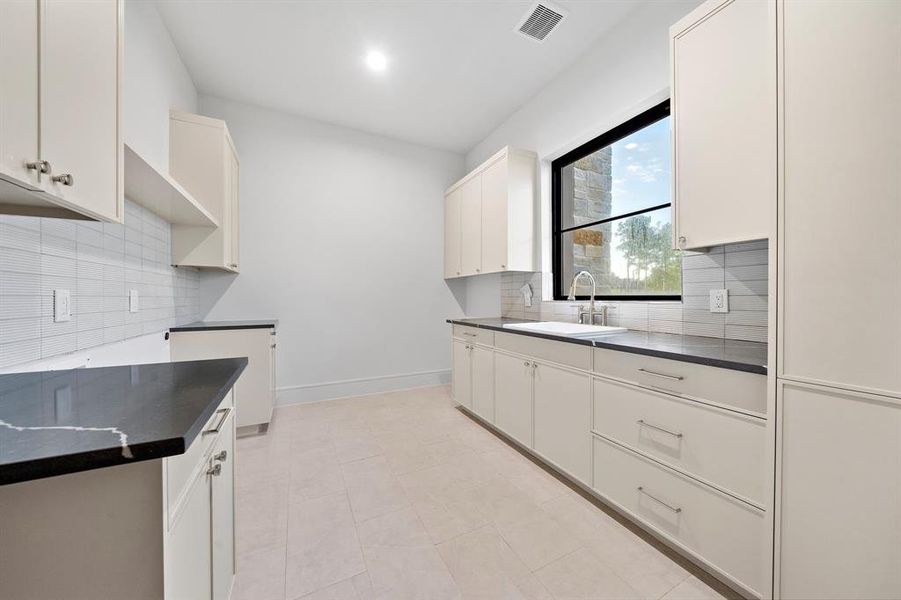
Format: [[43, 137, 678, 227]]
[[502, 321, 626, 338]]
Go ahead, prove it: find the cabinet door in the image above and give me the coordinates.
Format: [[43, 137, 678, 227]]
[[40, 0, 122, 222], [211, 412, 235, 600], [777, 381, 901, 599], [671, 0, 774, 249], [444, 187, 462, 278], [494, 351, 533, 447], [533, 361, 591, 483], [480, 157, 507, 274], [452, 340, 471, 408], [228, 149, 239, 271], [779, 0, 901, 397], [165, 466, 212, 600], [470, 345, 494, 422], [0, 0, 40, 190], [459, 175, 482, 276]]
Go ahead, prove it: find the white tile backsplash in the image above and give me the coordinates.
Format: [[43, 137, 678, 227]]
[[499, 240, 769, 343], [0, 200, 200, 369]]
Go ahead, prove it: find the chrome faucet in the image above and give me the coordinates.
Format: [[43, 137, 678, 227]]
[[568, 270, 602, 325]]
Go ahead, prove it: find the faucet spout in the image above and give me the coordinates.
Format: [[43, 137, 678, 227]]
[[567, 271, 599, 324]]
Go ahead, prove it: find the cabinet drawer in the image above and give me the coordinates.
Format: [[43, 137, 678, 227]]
[[166, 390, 234, 525], [496, 332, 591, 371], [593, 348, 766, 415], [593, 437, 764, 596], [593, 377, 765, 505], [453, 325, 494, 346]]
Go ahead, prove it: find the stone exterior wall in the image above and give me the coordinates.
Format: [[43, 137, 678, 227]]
[[570, 147, 612, 292]]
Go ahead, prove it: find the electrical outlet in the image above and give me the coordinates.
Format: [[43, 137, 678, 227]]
[[129, 289, 139, 313], [53, 289, 71, 322], [709, 289, 729, 313]]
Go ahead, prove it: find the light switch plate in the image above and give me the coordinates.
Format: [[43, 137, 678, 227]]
[[53, 289, 71, 322], [709, 289, 729, 313], [129, 289, 139, 313]]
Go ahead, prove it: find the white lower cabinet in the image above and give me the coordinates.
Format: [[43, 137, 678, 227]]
[[776, 381, 901, 599], [165, 396, 236, 600], [593, 437, 765, 596], [470, 345, 494, 422], [165, 462, 212, 600], [171, 327, 277, 431], [533, 362, 591, 484], [494, 351, 534, 447], [452, 339, 472, 408]]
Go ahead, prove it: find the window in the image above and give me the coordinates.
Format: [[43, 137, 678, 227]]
[[552, 100, 680, 301]]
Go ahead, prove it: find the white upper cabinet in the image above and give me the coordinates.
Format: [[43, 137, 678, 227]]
[[170, 111, 241, 273], [444, 147, 537, 279], [444, 187, 462, 278], [0, 0, 40, 192], [778, 0, 901, 397], [671, 0, 774, 250], [0, 0, 122, 222], [459, 174, 482, 276]]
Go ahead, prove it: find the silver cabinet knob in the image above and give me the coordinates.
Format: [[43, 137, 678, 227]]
[[25, 160, 51, 174], [524, 361, 531, 367], [475, 268, 481, 272], [229, 263, 238, 268], [501, 264, 506, 269], [207, 463, 222, 476], [52, 173, 74, 186], [214, 450, 228, 462], [456, 271, 460, 275], [678, 235, 686, 248]]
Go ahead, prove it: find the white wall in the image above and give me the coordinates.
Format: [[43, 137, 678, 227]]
[[196, 96, 466, 403], [123, 0, 198, 171], [464, 0, 699, 306]]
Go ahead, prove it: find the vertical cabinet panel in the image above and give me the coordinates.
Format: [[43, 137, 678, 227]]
[[533, 362, 591, 483], [671, 0, 774, 249], [0, 0, 40, 190], [165, 468, 212, 600], [211, 413, 235, 600], [470, 345, 494, 422], [480, 157, 507, 273], [40, 0, 122, 222], [779, 0, 901, 396], [228, 149, 240, 271], [444, 187, 462, 278], [459, 175, 482, 276], [777, 382, 901, 599], [494, 351, 533, 447], [452, 340, 472, 408]]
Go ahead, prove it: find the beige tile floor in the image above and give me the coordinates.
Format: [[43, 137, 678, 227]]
[[231, 385, 728, 600]]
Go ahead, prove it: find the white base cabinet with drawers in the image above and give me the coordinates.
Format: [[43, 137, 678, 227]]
[[450, 323, 767, 596], [0, 391, 236, 600]]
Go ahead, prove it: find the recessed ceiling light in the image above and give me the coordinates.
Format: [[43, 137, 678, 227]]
[[365, 50, 388, 72]]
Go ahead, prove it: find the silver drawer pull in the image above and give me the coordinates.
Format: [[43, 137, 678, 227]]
[[462, 332, 478, 337], [214, 450, 228, 462], [203, 407, 231, 435], [207, 463, 222, 476], [637, 419, 683, 439], [638, 368, 684, 382], [637, 486, 682, 513]]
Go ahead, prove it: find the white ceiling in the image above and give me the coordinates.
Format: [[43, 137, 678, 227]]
[[156, 0, 643, 154]]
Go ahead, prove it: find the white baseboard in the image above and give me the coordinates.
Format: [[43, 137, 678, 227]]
[[276, 368, 452, 405]]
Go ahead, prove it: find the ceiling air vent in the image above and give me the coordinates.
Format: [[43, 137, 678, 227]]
[[515, 2, 566, 42]]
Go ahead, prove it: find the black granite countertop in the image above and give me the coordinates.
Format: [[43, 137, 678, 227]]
[[448, 318, 767, 375], [170, 319, 278, 332], [0, 358, 247, 486]]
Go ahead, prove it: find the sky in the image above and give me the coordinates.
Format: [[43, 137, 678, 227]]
[[607, 116, 672, 279]]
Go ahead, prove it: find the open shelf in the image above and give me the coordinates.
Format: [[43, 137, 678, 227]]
[[123, 144, 218, 227]]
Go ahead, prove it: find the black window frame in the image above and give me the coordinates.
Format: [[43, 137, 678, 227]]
[[551, 99, 680, 302]]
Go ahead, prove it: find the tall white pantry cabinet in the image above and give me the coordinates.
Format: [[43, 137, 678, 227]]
[[774, 1, 901, 599]]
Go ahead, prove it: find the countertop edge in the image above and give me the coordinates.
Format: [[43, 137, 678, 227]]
[[170, 322, 277, 332], [0, 357, 249, 487], [447, 318, 767, 376]]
